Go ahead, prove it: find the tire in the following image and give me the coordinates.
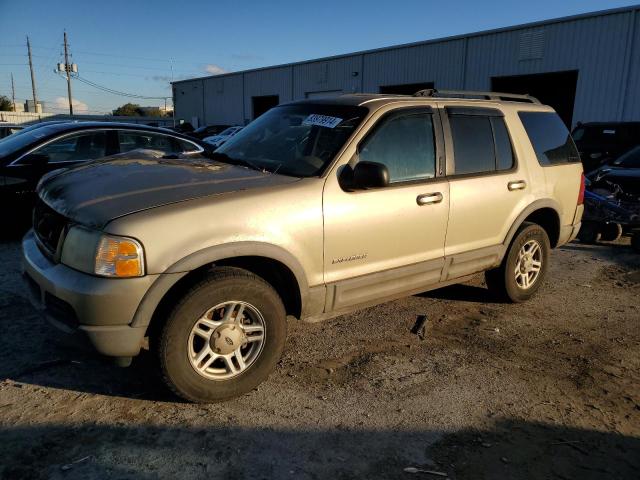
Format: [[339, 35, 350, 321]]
[[577, 221, 600, 244], [599, 222, 622, 242], [485, 222, 550, 303], [157, 266, 287, 403]]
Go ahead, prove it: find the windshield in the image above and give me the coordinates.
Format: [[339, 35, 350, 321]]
[[216, 104, 368, 177], [0, 124, 68, 157], [613, 145, 640, 168]]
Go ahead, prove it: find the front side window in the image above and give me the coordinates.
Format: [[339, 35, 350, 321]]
[[32, 131, 107, 163], [358, 112, 436, 183], [216, 104, 368, 177], [519, 111, 580, 165], [118, 131, 188, 155]]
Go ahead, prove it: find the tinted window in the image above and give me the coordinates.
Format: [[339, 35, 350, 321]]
[[359, 112, 436, 183], [492, 117, 514, 170], [32, 131, 107, 163], [217, 104, 367, 177], [450, 116, 495, 174], [519, 112, 580, 165], [176, 138, 200, 152], [0, 124, 67, 157], [118, 131, 181, 155]]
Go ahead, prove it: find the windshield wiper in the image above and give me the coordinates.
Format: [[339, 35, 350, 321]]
[[209, 152, 263, 172]]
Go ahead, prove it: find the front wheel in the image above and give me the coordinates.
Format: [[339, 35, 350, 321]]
[[485, 222, 550, 303], [156, 267, 287, 403]]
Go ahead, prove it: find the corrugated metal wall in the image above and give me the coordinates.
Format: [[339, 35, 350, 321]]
[[244, 66, 293, 121], [174, 6, 640, 128], [622, 9, 640, 120], [362, 39, 466, 91]]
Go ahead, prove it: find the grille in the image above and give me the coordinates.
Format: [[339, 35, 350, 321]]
[[33, 199, 67, 256]]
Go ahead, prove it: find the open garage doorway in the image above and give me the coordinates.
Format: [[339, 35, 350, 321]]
[[252, 95, 279, 119], [379, 82, 434, 95], [491, 70, 579, 127]]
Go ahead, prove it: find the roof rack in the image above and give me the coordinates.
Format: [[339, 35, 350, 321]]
[[413, 88, 540, 104]]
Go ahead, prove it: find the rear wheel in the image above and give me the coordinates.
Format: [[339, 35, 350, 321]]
[[157, 267, 287, 403], [485, 222, 550, 303]]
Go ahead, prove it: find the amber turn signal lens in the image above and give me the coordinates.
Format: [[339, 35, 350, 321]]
[[95, 235, 144, 277]]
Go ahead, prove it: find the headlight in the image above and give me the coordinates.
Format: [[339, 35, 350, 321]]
[[95, 235, 145, 277], [61, 227, 145, 278]]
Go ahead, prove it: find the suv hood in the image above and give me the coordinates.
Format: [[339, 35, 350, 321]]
[[38, 152, 299, 229]]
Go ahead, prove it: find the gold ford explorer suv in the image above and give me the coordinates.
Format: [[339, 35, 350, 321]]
[[22, 90, 584, 402]]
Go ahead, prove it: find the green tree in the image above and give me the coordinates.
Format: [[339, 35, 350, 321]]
[[112, 103, 143, 116], [0, 95, 14, 111]]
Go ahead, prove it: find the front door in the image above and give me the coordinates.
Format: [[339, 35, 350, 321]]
[[323, 107, 449, 310]]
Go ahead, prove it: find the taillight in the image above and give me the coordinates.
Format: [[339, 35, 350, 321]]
[[577, 172, 585, 205]]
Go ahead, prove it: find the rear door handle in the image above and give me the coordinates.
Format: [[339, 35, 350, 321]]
[[416, 192, 443, 206], [508, 180, 527, 191]]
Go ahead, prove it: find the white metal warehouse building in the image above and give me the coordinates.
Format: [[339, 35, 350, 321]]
[[172, 5, 640, 129]]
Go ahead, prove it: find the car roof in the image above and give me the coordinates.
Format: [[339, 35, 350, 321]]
[[34, 121, 202, 140], [284, 93, 553, 112]]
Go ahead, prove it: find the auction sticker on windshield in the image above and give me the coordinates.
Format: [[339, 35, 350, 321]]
[[303, 114, 343, 129]]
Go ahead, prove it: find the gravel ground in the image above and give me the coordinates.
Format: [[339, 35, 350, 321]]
[[0, 234, 638, 479]]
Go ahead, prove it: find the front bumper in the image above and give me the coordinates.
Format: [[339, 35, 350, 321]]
[[22, 230, 159, 357]]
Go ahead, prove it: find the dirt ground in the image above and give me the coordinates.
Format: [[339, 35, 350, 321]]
[[0, 234, 638, 480]]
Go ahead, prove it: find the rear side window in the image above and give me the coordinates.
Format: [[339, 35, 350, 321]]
[[118, 131, 181, 155], [519, 112, 580, 165], [448, 112, 514, 175]]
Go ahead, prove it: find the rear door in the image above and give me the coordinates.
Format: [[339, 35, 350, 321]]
[[441, 105, 530, 263]]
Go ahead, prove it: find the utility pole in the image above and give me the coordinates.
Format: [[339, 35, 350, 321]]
[[26, 36, 38, 112], [10, 73, 16, 112], [63, 30, 73, 115]]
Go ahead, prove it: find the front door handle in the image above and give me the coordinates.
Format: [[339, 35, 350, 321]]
[[416, 192, 443, 206], [508, 180, 527, 191]]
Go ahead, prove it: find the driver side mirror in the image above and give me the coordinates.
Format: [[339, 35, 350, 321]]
[[352, 161, 389, 189], [20, 152, 50, 166]]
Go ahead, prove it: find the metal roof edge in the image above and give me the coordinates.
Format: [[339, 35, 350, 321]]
[[171, 4, 640, 85]]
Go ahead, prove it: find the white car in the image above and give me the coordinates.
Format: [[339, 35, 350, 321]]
[[203, 126, 243, 148]]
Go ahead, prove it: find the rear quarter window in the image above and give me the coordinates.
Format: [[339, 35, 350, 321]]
[[519, 111, 580, 166]]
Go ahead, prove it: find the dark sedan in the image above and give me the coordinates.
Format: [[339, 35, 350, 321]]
[[0, 122, 210, 223], [190, 124, 231, 140]]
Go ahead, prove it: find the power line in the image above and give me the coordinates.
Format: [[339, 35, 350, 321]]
[[73, 75, 170, 99]]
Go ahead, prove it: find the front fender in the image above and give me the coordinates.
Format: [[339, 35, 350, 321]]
[[130, 241, 310, 328]]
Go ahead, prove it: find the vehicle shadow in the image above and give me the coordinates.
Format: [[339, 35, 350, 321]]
[[0, 419, 637, 479], [559, 240, 639, 269], [416, 283, 505, 304]]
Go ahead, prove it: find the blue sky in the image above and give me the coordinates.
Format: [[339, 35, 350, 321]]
[[0, 0, 636, 114]]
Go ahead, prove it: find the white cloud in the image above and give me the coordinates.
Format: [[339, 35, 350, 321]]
[[204, 64, 227, 75], [52, 96, 89, 113]]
